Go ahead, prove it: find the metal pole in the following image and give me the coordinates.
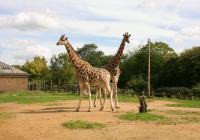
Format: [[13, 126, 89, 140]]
[[147, 38, 151, 97]]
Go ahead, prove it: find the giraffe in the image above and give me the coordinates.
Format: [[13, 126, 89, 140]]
[[94, 32, 131, 109], [56, 34, 114, 112]]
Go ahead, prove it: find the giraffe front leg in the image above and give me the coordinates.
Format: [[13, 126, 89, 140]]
[[94, 88, 98, 107], [86, 82, 92, 112], [76, 83, 83, 112], [112, 76, 120, 108], [99, 88, 103, 108], [113, 82, 120, 108], [105, 83, 114, 112], [100, 88, 106, 111]]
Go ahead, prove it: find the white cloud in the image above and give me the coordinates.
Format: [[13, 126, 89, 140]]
[[0, 10, 60, 31], [0, 39, 55, 65], [0, 0, 200, 64]]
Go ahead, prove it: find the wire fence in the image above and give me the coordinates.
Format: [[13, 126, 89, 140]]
[[28, 81, 200, 100]]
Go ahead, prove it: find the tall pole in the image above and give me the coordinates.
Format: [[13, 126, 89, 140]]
[[147, 38, 151, 97]]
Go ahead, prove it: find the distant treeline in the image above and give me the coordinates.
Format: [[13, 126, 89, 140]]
[[14, 42, 200, 95]]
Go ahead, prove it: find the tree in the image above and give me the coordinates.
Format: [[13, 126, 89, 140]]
[[77, 44, 108, 67], [49, 53, 75, 85], [119, 41, 177, 89], [177, 46, 200, 87], [22, 56, 49, 81]]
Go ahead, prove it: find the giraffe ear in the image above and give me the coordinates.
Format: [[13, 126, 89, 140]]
[[123, 34, 125, 37], [129, 34, 131, 37]]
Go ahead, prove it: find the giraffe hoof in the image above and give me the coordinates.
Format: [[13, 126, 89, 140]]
[[116, 106, 120, 109], [100, 108, 104, 111], [111, 108, 114, 112], [88, 110, 91, 112], [75, 109, 79, 112], [94, 105, 97, 107]]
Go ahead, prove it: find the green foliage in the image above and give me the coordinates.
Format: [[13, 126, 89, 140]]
[[0, 91, 80, 104], [63, 120, 105, 129], [192, 83, 200, 94], [126, 77, 146, 92], [119, 41, 177, 88], [22, 56, 49, 80], [154, 87, 192, 97], [118, 112, 165, 121], [177, 47, 200, 87], [77, 44, 109, 67], [49, 53, 75, 85]]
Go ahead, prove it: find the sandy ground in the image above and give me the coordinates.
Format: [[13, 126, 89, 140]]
[[0, 99, 200, 140]]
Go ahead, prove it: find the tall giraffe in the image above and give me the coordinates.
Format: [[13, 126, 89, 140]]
[[94, 32, 131, 108], [56, 34, 114, 112]]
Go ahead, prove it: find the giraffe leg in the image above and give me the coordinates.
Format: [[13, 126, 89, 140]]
[[99, 88, 103, 109], [111, 76, 120, 108], [113, 79, 120, 108], [105, 82, 114, 111], [76, 82, 84, 112], [85, 82, 92, 112], [94, 88, 98, 107], [100, 88, 106, 111]]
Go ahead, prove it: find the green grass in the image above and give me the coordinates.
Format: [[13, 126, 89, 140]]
[[165, 110, 200, 115], [63, 120, 105, 129], [155, 97, 200, 108], [166, 99, 200, 108], [118, 95, 154, 103], [118, 95, 138, 103], [0, 91, 80, 104], [0, 91, 155, 104], [118, 112, 165, 121], [0, 112, 14, 120]]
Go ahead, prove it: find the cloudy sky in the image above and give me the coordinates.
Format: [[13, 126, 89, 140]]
[[0, 0, 200, 65]]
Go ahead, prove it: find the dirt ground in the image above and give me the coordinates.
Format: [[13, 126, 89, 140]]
[[0, 99, 200, 140]]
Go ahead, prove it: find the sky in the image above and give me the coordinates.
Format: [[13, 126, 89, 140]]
[[0, 0, 200, 65]]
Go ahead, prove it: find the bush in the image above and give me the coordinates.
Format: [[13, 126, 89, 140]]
[[192, 83, 200, 94], [127, 78, 146, 93], [154, 87, 192, 97]]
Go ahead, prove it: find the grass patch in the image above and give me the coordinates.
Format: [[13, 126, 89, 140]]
[[118, 95, 138, 103], [118, 112, 165, 121], [0, 112, 14, 120], [118, 95, 154, 103], [155, 97, 200, 108], [0, 91, 80, 104], [165, 110, 200, 115], [166, 100, 200, 108], [63, 120, 105, 129]]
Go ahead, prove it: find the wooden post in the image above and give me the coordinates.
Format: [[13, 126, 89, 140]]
[[51, 80, 53, 92], [43, 80, 46, 91], [147, 38, 151, 98], [58, 79, 61, 92]]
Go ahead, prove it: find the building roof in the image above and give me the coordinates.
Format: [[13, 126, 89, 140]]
[[0, 61, 29, 76]]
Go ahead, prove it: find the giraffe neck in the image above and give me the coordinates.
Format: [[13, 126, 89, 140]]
[[64, 42, 90, 69], [106, 37, 126, 69]]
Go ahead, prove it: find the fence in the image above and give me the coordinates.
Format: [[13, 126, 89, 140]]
[[28, 80, 79, 93], [28, 82, 200, 100], [118, 89, 200, 100]]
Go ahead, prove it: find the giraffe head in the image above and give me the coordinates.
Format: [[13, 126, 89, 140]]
[[56, 34, 69, 46], [123, 32, 131, 43]]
